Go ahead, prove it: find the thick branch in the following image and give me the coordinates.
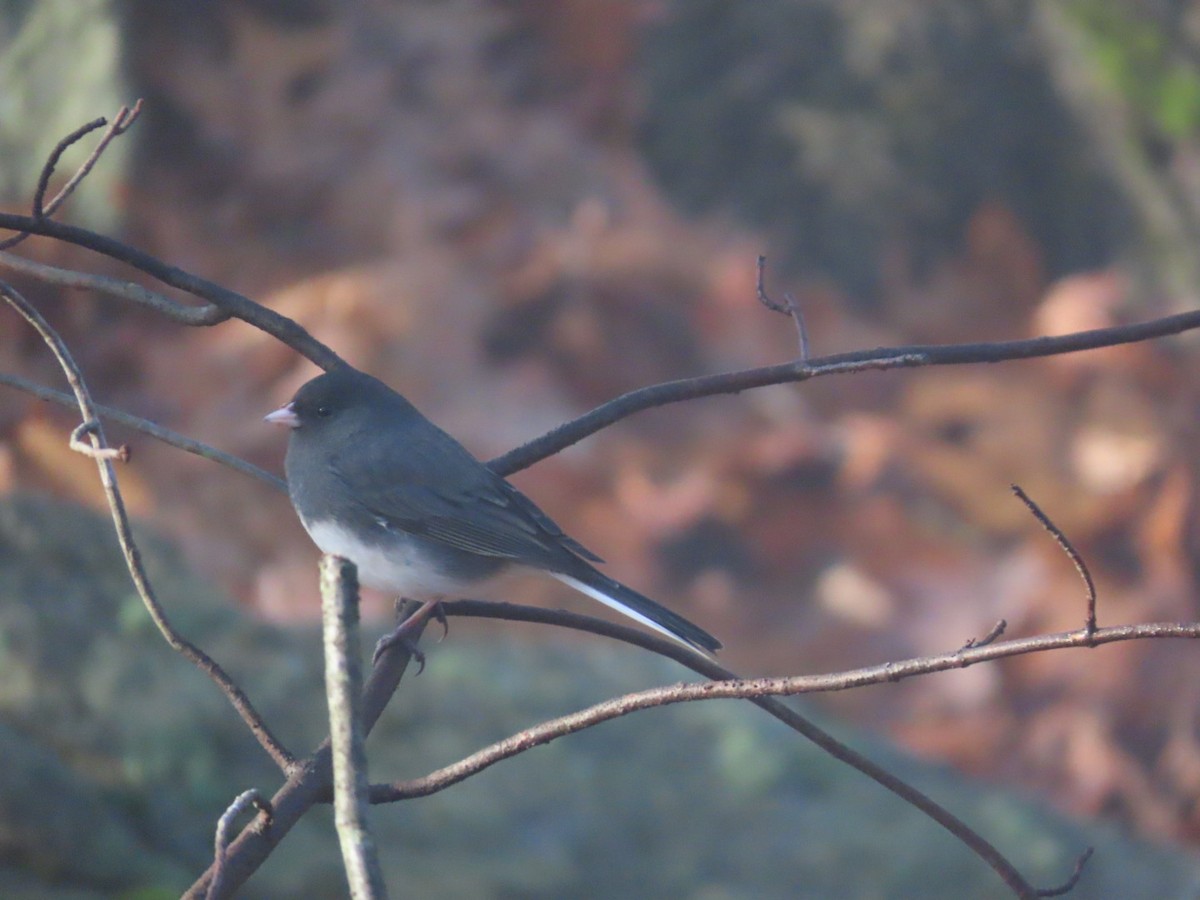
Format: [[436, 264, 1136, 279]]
[[183, 600, 431, 900], [320, 557, 387, 900]]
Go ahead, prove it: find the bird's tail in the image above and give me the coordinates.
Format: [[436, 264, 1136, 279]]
[[552, 566, 722, 654]]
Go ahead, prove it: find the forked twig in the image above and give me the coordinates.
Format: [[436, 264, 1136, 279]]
[[1011, 484, 1098, 636], [756, 254, 810, 360], [0, 100, 144, 251]]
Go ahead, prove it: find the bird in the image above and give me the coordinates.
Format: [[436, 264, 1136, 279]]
[[264, 366, 722, 654]]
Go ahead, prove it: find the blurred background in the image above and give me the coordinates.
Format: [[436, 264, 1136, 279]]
[[7, 0, 1200, 896]]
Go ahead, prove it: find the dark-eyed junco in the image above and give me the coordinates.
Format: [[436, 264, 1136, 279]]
[[265, 366, 721, 654]]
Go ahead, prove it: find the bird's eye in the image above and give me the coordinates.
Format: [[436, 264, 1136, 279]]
[[315, 405, 332, 418]]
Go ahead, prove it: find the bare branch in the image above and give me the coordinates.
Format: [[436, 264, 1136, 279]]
[[6, 210, 1200, 480], [40, 101, 144, 219], [382, 600, 1043, 898], [385, 614, 1200, 802], [32, 116, 107, 219], [211, 789, 273, 900], [756, 255, 810, 360], [0, 213, 343, 369], [0, 371, 284, 489], [0, 102, 144, 251], [0, 281, 296, 772], [0, 249, 227, 324], [960, 619, 1007, 651], [489, 308, 1200, 475], [183, 600, 432, 900], [69, 420, 128, 461], [321, 556, 388, 900], [1037, 846, 1094, 897], [1012, 484, 1098, 636]]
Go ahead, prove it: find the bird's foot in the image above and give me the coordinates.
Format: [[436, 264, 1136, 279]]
[[372, 599, 443, 669]]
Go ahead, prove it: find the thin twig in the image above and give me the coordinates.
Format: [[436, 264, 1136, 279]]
[[393, 611, 1200, 798], [1012, 484, 1098, 636], [321, 556, 388, 900], [756, 255, 810, 359], [32, 117, 107, 219], [0, 281, 296, 773], [960, 619, 1007, 651], [211, 789, 273, 900], [69, 420, 129, 461], [1036, 846, 1093, 897], [39, 101, 143, 219], [1, 102, 144, 251], [0, 371, 284, 489], [0, 249, 227, 324]]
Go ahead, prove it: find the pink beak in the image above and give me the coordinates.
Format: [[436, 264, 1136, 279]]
[[264, 403, 300, 428]]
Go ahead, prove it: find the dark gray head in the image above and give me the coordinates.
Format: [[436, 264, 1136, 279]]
[[265, 367, 416, 439]]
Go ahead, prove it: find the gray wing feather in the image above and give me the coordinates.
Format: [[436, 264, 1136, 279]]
[[330, 424, 602, 566]]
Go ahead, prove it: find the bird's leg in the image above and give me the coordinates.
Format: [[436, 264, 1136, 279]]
[[372, 598, 443, 669]]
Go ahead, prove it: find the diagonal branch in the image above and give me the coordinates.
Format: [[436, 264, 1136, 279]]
[[0, 371, 284, 489], [1011, 483, 1098, 636], [488, 309, 1200, 475], [184, 600, 431, 900], [395, 601, 1044, 896], [0, 248, 226, 324], [0, 281, 296, 773], [5, 203, 1200, 488], [386, 613, 1200, 802], [0, 212, 343, 369], [374, 609, 1200, 895]]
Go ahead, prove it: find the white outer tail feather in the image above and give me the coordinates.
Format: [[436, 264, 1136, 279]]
[[552, 573, 695, 650]]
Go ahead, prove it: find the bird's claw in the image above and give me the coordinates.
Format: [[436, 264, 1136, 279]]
[[371, 599, 443, 669], [433, 603, 449, 642]]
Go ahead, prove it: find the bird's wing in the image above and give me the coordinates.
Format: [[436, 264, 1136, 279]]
[[329, 426, 603, 566]]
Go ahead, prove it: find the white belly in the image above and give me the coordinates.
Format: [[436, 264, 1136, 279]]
[[304, 518, 471, 598]]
